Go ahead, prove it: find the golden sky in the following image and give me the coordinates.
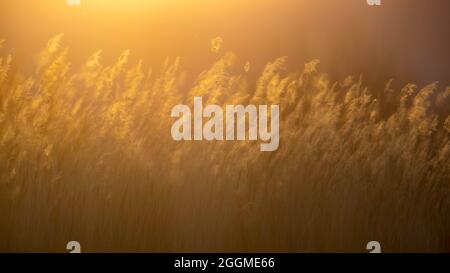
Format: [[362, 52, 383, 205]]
[[0, 0, 449, 86]]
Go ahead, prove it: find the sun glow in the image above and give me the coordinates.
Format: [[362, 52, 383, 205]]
[[72, 0, 205, 10]]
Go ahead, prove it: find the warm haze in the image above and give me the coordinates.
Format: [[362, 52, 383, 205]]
[[0, 0, 449, 252]]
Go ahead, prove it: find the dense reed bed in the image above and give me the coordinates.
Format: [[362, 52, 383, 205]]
[[0, 35, 448, 252]]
